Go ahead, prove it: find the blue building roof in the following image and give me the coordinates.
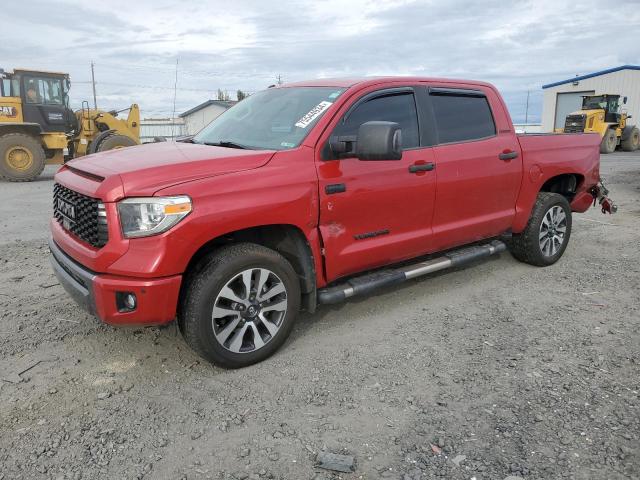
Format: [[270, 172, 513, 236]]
[[542, 65, 640, 89]]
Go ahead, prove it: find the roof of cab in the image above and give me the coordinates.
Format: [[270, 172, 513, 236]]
[[282, 76, 495, 89]]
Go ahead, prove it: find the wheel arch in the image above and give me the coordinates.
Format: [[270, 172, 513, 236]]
[[0, 123, 43, 138], [88, 129, 116, 154], [539, 173, 584, 201], [181, 224, 318, 313]]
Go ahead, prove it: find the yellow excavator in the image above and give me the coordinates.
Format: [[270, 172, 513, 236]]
[[0, 68, 140, 181], [563, 94, 639, 154]]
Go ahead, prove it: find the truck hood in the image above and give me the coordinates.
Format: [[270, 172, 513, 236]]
[[67, 142, 276, 196]]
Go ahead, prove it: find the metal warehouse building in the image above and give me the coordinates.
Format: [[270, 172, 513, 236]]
[[541, 65, 640, 132]]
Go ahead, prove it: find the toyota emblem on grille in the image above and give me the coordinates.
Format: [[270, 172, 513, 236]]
[[57, 198, 76, 219]]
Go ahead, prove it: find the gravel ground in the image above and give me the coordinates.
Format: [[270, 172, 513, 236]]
[[1, 153, 638, 480]]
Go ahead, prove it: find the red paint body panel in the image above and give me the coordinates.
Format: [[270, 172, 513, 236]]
[[314, 82, 437, 280], [429, 83, 522, 251], [49, 77, 602, 326], [93, 273, 182, 326], [513, 132, 601, 231]]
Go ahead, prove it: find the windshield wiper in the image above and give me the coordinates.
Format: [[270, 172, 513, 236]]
[[201, 140, 252, 150]]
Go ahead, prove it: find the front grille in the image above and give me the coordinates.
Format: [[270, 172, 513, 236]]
[[53, 183, 108, 248], [564, 114, 586, 133]]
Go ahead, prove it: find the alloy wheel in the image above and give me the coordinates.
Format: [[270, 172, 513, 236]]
[[211, 268, 288, 353], [539, 205, 567, 257]]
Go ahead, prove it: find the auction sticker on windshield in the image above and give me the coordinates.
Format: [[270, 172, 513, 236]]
[[295, 101, 333, 129]]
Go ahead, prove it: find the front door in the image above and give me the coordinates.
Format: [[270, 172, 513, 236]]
[[21, 74, 69, 133], [316, 87, 436, 282]]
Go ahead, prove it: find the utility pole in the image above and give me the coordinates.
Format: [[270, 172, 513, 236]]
[[171, 58, 179, 139], [525, 90, 530, 125], [91, 61, 97, 110]]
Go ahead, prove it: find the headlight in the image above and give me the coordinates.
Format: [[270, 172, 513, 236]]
[[117, 196, 192, 238]]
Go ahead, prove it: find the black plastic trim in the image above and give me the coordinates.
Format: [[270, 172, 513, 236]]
[[49, 238, 97, 315], [409, 163, 435, 173], [428, 87, 486, 97], [325, 183, 346, 194]]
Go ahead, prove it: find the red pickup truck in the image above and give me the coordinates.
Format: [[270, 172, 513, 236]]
[[50, 77, 614, 368]]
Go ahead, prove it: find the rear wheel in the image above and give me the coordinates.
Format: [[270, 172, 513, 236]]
[[0, 133, 46, 182], [509, 192, 572, 267], [621, 126, 639, 152], [95, 134, 137, 152], [179, 243, 301, 368], [599, 128, 617, 154]]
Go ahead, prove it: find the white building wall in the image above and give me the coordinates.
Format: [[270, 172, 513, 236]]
[[183, 104, 228, 135], [140, 118, 185, 142], [513, 124, 542, 134], [541, 69, 640, 132]]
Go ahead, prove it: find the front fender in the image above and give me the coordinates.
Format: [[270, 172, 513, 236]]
[[106, 148, 323, 281]]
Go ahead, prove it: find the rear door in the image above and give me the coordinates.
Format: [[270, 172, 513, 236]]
[[425, 86, 522, 251], [316, 86, 437, 282]]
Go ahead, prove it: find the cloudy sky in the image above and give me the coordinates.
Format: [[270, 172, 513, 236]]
[[2, 0, 639, 122]]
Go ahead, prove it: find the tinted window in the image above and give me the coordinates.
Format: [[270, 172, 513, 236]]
[[334, 92, 420, 149], [431, 93, 495, 143]]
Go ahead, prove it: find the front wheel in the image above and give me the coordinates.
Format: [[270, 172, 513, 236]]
[[0, 133, 46, 182], [621, 126, 639, 152], [600, 129, 617, 154], [510, 192, 572, 266], [179, 243, 301, 368], [96, 134, 137, 152]]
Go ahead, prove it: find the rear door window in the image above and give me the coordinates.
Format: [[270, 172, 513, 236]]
[[431, 92, 496, 144]]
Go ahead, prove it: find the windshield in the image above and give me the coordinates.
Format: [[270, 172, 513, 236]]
[[583, 95, 619, 112], [193, 86, 345, 150]]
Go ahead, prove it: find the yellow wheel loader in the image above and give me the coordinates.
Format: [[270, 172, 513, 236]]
[[563, 94, 639, 154], [0, 68, 140, 181]]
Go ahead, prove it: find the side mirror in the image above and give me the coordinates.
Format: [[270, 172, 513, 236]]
[[355, 121, 402, 160], [623, 96, 628, 105]]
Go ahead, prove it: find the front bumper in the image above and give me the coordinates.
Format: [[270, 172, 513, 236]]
[[49, 238, 182, 326]]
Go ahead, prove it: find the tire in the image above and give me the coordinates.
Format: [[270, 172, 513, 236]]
[[0, 133, 46, 182], [95, 134, 137, 152], [179, 243, 301, 368], [599, 129, 617, 154], [509, 192, 572, 267], [621, 126, 639, 152]]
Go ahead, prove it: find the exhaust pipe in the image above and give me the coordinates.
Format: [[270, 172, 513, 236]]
[[317, 240, 507, 305]]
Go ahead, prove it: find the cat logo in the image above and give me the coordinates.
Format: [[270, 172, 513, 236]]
[[0, 106, 17, 117]]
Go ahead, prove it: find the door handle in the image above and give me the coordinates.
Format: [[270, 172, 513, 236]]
[[499, 150, 519, 161], [325, 183, 346, 194], [408, 163, 435, 173]]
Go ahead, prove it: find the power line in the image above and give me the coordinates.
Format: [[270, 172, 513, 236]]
[[72, 80, 257, 94]]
